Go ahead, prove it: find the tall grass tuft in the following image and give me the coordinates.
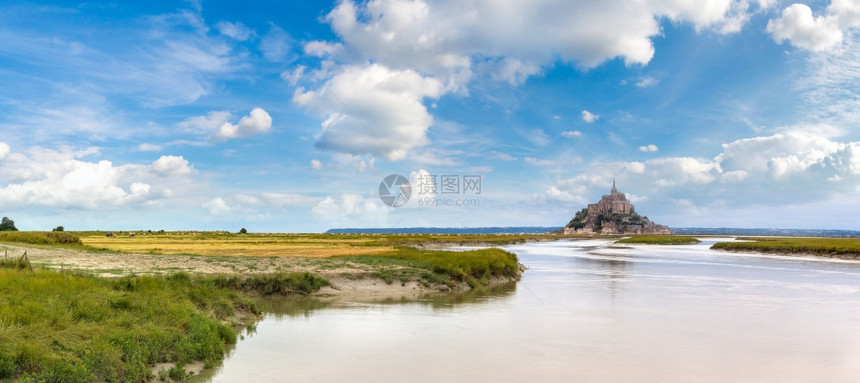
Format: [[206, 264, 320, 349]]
[[343, 247, 521, 288]]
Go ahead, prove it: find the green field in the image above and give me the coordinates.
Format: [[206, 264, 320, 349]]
[[711, 237, 860, 257], [615, 235, 701, 245]]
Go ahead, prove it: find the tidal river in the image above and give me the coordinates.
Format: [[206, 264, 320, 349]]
[[194, 238, 860, 382]]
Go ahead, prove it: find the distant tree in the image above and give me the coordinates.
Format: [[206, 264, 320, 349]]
[[0, 217, 18, 231], [239, 228, 248, 234], [52, 226, 65, 232]]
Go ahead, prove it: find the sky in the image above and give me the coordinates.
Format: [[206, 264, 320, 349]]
[[1, 0, 859, 232]]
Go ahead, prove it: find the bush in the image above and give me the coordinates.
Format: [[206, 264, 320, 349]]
[[239, 228, 248, 234], [0, 217, 17, 231], [52, 226, 64, 232]]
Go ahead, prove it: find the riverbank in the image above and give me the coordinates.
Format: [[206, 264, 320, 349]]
[[711, 237, 860, 260]]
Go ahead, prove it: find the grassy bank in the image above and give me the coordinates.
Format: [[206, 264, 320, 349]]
[[616, 235, 701, 245], [711, 237, 860, 257], [0, 231, 86, 247], [0, 260, 329, 382], [341, 247, 521, 288]]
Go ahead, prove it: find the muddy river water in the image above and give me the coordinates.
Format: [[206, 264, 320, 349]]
[[193, 238, 860, 382]]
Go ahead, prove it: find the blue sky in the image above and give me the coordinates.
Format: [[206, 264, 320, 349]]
[[1, 0, 859, 232]]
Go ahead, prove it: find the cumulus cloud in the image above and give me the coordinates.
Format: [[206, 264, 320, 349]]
[[312, 194, 389, 224], [639, 144, 659, 152], [767, 4, 842, 51], [294, 0, 773, 160], [310, 159, 323, 170], [546, 126, 860, 208], [0, 147, 197, 209], [212, 108, 273, 140], [581, 110, 599, 123], [318, 0, 764, 76], [0, 142, 9, 161], [293, 64, 444, 160], [767, 1, 860, 51], [151, 155, 194, 176]]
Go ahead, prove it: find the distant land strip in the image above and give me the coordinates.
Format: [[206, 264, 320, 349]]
[[328, 227, 860, 237]]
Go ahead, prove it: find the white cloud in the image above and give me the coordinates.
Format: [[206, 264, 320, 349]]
[[639, 144, 659, 152], [213, 108, 273, 140], [260, 25, 293, 62], [767, 4, 842, 51], [310, 159, 323, 170], [318, 0, 763, 77], [215, 21, 253, 41], [281, 65, 306, 86], [203, 197, 232, 216], [293, 63, 444, 160], [137, 143, 163, 152], [151, 155, 194, 176], [296, 0, 773, 160], [547, 127, 860, 210], [636, 76, 659, 87], [561, 130, 583, 138], [179, 111, 233, 135], [581, 110, 599, 123], [0, 147, 197, 209], [312, 194, 389, 225], [0, 143, 9, 161]]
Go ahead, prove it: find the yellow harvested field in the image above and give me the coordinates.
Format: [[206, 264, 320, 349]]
[[80, 233, 395, 258]]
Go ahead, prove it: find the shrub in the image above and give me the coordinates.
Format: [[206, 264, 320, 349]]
[[0, 217, 17, 231]]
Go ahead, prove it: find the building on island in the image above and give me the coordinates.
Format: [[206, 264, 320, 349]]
[[563, 180, 671, 235]]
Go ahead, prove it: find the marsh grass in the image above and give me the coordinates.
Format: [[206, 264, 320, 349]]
[[341, 247, 520, 288], [0, 231, 85, 247], [616, 235, 701, 245], [711, 237, 860, 256], [0, 268, 330, 382]]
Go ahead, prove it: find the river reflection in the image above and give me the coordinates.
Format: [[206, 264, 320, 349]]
[[195, 239, 860, 383]]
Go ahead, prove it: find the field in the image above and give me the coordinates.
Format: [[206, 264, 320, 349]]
[[711, 237, 860, 258], [73, 232, 570, 257], [615, 235, 701, 245], [78, 232, 394, 258]]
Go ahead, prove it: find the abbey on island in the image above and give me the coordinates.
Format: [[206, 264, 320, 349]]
[[563, 180, 671, 235]]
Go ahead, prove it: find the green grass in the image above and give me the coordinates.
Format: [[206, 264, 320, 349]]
[[616, 235, 701, 245], [0, 261, 330, 382], [341, 247, 521, 288], [711, 237, 860, 257]]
